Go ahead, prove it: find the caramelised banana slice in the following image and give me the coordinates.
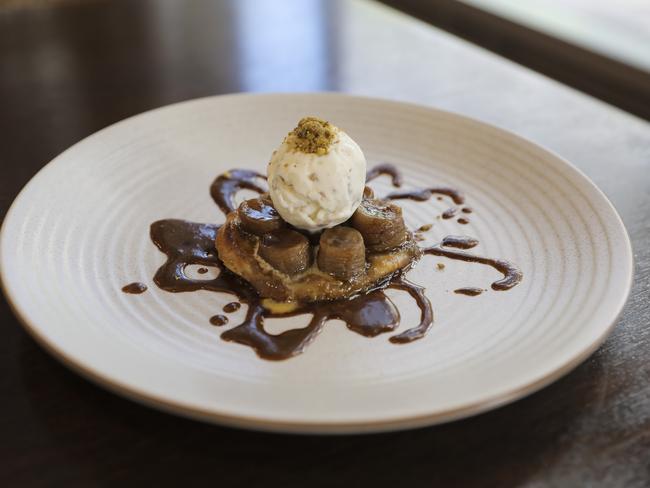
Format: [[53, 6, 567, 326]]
[[259, 229, 311, 275], [351, 199, 407, 252], [317, 227, 366, 280], [237, 197, 284, 236]]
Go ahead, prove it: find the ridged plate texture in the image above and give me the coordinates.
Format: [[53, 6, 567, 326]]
[[0, 94, 632, 433]]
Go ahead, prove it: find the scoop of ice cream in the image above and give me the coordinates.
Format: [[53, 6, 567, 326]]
[[267, 117, 367, 232]]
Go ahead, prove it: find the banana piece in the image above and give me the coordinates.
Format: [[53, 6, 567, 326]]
[[317, 226, 366, 280], [351, 199, 407, 252], [237, 198, 284, 236], [259, 229, 311, 275]]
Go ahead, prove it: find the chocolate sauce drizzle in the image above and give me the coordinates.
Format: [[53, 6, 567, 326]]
[[386, 187, 464, 205], [149, 218, 432, 359], [210, 169, 266, 214], [146, 163, 522, 360], [425, 235, 522, 291], [366, 163, 466, 223], [366, 163, 403, 187]]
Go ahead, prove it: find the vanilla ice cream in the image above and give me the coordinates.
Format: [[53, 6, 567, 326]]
[[267, 117, 367, 232]]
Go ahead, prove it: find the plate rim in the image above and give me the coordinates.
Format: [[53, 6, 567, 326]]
[[0, 92, 634, 434]]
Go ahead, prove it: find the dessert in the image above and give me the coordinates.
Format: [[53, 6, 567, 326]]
[[215, 117, 420, 303], [128, 116, 523, 360]]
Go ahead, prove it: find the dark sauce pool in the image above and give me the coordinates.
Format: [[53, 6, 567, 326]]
[[132, 163, 522, 360]]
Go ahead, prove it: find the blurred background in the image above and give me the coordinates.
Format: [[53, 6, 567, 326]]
[[2, 0, 648, 220], [1, 0, 649, 121], [381, 0, 650, 120]]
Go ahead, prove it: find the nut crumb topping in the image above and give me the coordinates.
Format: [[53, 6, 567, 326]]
[[285, 116, 337, 155]]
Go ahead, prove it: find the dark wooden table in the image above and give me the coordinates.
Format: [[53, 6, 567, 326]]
[[1, 1, 649, 486]]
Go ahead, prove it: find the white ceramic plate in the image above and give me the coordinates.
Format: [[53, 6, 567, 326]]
[[0, 94, 632, 433]]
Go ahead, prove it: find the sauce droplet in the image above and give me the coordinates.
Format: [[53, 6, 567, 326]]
[[223, 302, 241, 313], [210, 315, 229, 326], [442, 207, 459, 219], [454, 287, 484, 296], [122, 282, 147, 294], [441, 235, 479, 249]]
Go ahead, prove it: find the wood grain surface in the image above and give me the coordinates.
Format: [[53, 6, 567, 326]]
[[1, 0, 649, 486]]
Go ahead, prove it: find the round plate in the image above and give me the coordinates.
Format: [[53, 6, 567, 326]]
[[0, 93, 632, 433]]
